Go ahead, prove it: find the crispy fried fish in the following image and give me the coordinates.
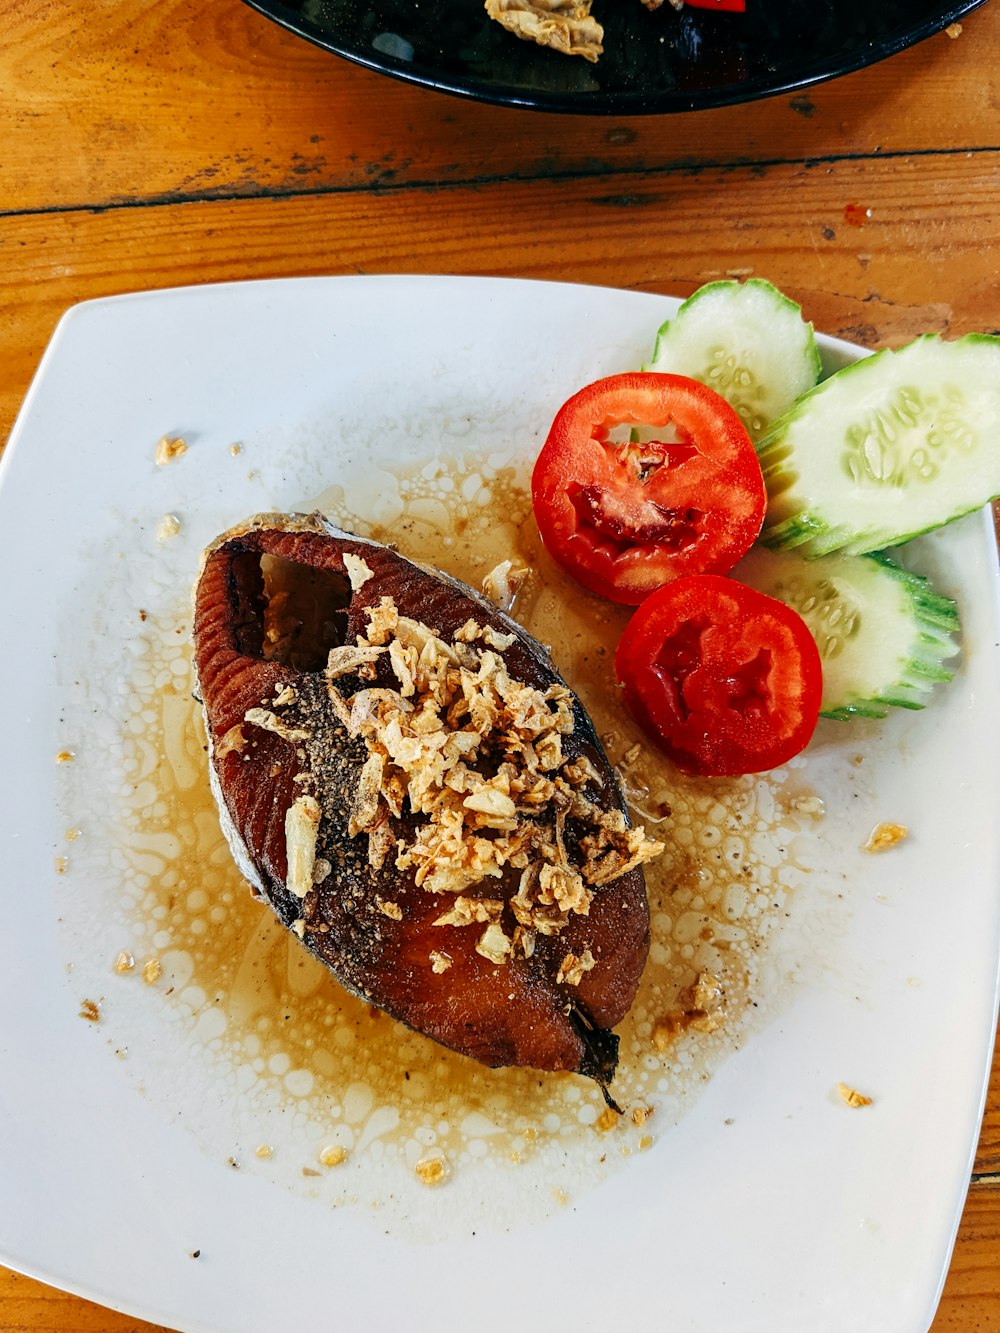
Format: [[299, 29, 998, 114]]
[[192, 513, 660, 1090]]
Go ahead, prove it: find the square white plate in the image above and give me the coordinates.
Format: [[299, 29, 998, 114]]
[[1, 276, 998, 1333]]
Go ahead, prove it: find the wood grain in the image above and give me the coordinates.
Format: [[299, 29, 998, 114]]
[[978, 1028, 1000, 1177], [4, 147, 1000, 446], [1, 0, 998, 213], [0, 1267, 172, 1333], [934, 1180, 1000, 1330]]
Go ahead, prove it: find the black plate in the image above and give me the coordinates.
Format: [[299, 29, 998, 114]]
[[243, 0, 990, 114]]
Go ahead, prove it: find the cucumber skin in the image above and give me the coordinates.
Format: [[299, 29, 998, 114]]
[[759, 504, 993, 559], [821, 565, 965, 725], [756, 333, 1000, 557], [819, 553, 960, 720], [648, 278, 821, 375], [646, 279, 822, 438], [736, 545, 960, 721]]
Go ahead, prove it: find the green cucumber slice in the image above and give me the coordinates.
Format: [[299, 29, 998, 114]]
[[758, 334, 1000, 557], [645, 279, 822, 441], [733, 545, 960, 719]]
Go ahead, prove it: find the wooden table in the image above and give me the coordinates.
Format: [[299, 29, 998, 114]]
[[2, 0, 999, 1327]]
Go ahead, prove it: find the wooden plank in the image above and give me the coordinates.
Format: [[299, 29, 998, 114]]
[[2, 0, 998, 214], [1, 154, 998, 1329], [0, 1265, 172, 1332], [976, 1026, 1000, 1177], [933, 1177, 1000, 1328], [0, 156, 997, 1188], [4, 150, 1000, 444]]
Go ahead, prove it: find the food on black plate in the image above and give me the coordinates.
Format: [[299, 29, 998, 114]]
[[192, 513, 662, 1092], [484, 0, 743, 63]]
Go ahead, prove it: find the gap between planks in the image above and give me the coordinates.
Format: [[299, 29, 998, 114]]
[[3, 143, 1000, 223]]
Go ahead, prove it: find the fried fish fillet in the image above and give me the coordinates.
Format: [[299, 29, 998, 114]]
[[192, 513, 660, 1089]]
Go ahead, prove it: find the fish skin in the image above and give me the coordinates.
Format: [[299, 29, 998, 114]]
[[193, 513, 651, 1083]]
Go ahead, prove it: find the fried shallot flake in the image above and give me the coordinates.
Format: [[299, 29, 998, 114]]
[[483, 625, 516, 650], [366, 820, 394, 871], [244, 708, 311, 744], [864, 822, 909, 853], [477, 921, 513, 965], [836, 1082, 873, 1108], [482, 559, 530, 612], [434, 897, 504, 927], [285, 794, 321, 898], [324, 596, 663, 960], [325, 644, 385, 680], [556, 949, 596, 986], [349, 752, 385, 836], [155, 435, 187, 465], [652, 971, 727, 1048], [343, 552, 374, 591], [595, 1107, 619, 1133], [215, 724, 247, 759]]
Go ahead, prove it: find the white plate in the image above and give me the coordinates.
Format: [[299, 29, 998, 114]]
[[1, 276, 998, 1333]]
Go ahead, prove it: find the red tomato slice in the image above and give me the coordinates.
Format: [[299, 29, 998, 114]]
[[614, 575, 822, 777], [684, 0, 746, 10], [531, 373, 766, 606]]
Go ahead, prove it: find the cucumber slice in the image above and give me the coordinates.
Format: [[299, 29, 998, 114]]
[[645, 279, 822, 441], [733, 545, 960, 719], [758, 334, 1000, 557]]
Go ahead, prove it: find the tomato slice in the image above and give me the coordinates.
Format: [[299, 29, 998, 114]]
[[684, 0, 746, 10], [531, 373, 766, 606], [614, 575, 822, 776]]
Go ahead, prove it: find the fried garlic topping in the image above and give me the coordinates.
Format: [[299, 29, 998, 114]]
[[326, 598, 662, 952]]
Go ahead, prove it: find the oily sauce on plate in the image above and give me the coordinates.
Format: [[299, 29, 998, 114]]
[[79, 454, 818, 1220]]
